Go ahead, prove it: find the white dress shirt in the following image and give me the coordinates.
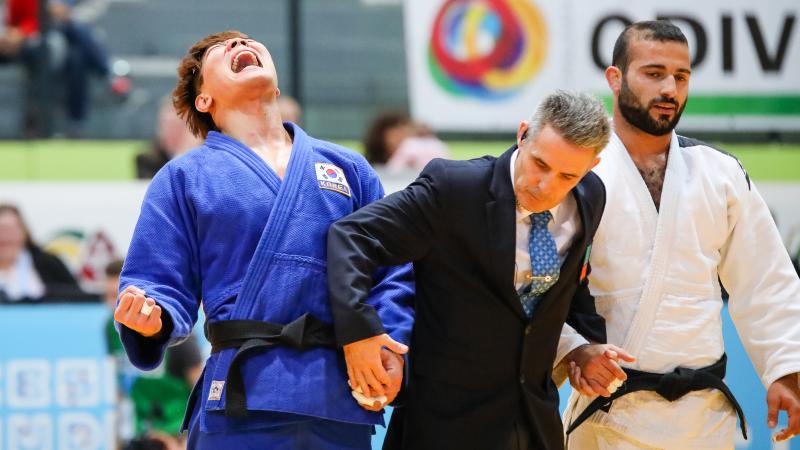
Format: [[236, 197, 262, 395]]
[[510, 150, 590, 364]]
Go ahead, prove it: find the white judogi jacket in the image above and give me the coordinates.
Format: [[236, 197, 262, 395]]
[[563, 131, 800, 448]]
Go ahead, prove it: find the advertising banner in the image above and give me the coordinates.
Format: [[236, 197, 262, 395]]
[[404, 0, 800, 132]]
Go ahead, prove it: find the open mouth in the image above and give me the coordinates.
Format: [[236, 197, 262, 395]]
[[231, 50, 262, 73]]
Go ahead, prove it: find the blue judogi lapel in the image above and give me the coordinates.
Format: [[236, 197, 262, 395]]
[[208, 127, 315, 321], [198, 125, 398, 432]]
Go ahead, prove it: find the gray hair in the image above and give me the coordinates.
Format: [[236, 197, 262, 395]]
[[526, 90, 610, 154]]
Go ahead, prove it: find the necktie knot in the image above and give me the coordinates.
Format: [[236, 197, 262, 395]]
[[531, 211, 552, 227]]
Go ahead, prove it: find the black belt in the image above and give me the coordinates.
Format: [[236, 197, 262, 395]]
[[566, 354, 747, 440], [202, 313, 337, 418]]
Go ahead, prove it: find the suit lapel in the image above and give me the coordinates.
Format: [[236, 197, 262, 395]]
[[486, 146, 526, 320]]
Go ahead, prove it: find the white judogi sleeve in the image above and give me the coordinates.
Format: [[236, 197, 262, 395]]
[[719, 168, 800, 387]]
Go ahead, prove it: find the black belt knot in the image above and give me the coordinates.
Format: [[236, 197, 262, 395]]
[[566, 354, 747, 440], [206, 313, 335, 353], [656, 366, 697, 401], [197, 313, 336, 418]]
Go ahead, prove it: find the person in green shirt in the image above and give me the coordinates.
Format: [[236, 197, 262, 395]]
[[130, 335, 203, 436]]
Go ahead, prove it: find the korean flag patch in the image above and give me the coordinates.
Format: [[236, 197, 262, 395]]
[[316, 163, 351, 197]]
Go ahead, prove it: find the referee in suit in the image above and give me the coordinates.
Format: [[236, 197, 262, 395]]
[[328, 91, 616, 450]]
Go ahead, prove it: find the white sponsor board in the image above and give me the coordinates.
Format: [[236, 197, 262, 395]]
[[404, 0, 800, 132]]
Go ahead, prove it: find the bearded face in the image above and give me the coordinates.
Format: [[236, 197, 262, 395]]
[[618, 74, 686, 136]]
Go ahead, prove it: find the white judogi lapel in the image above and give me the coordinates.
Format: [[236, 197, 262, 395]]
[[614, 132, 684, 357]]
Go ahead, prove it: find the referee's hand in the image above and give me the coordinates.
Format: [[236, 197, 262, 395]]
[[343, 333, 408, 400], [114, 285, 163, 337]]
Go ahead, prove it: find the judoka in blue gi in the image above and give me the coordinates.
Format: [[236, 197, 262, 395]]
[[113, 31, 414, 449]]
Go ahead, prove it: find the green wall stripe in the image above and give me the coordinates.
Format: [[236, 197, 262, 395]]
[[599, 95, 800, 116]]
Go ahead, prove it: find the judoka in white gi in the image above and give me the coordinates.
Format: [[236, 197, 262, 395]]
[[558, 20, 800, 449], [113, 31, 414, 449]]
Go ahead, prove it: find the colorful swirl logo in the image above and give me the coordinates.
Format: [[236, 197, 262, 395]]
[[428, 0, 547, 100]]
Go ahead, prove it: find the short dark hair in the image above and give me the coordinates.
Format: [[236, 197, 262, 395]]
[[362, 111, 410, 165], [612, 20, 688, 73], [172, 30, 249, 138]]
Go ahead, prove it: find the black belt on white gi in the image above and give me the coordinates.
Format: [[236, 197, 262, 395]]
[[203, 313, 337, 418], [565, 354, 747, 440]]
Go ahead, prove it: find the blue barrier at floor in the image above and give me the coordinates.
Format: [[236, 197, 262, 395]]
[[0, 304, 116, 450]]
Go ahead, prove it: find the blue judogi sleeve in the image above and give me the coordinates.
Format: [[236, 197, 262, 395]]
[[118, 164, 201, 370], [357, 163, 415, 348]]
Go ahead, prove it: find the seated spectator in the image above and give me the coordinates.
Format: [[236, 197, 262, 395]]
[[136, 97, 202, 179], [363, 110, 413, 165], [1, 0, 120, 137], [386, 122, 450, 172], [363, 111, 450, 170], [0, 0, 40, 65], [0, 0, 49, 136], [0, 203, 82, 302]]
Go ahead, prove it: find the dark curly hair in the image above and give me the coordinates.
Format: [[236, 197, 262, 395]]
[[172, 30, 249, 138], [363, 111, 410, 165]]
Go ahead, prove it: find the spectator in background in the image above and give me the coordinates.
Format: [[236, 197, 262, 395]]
[[0, 0, 41, 65], [136, 98, 202, 179], [0, 203, 81, 302], [0, 0, 49, 136], [277, 94, 302, 126], [130, 335, 204, 440], [363, 110, 412, 165], [363, 111, 449, 171], [386, 122, 449, 172], [0, 0, 118, 136]]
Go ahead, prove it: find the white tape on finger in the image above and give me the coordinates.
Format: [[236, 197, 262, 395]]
[[351, 390, 387, 407], [347, 380, 365, 394], [140, 301, 154, 316], [606, 377, 624, 394]]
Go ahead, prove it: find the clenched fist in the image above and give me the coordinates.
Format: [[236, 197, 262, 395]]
[[114, 285, 163, 337]]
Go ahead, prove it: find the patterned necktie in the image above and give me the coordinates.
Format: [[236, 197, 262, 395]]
[[520, 211, 560, 317]]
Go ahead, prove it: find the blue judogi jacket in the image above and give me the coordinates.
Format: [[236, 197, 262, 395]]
[[119, 123, 415, 433]]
